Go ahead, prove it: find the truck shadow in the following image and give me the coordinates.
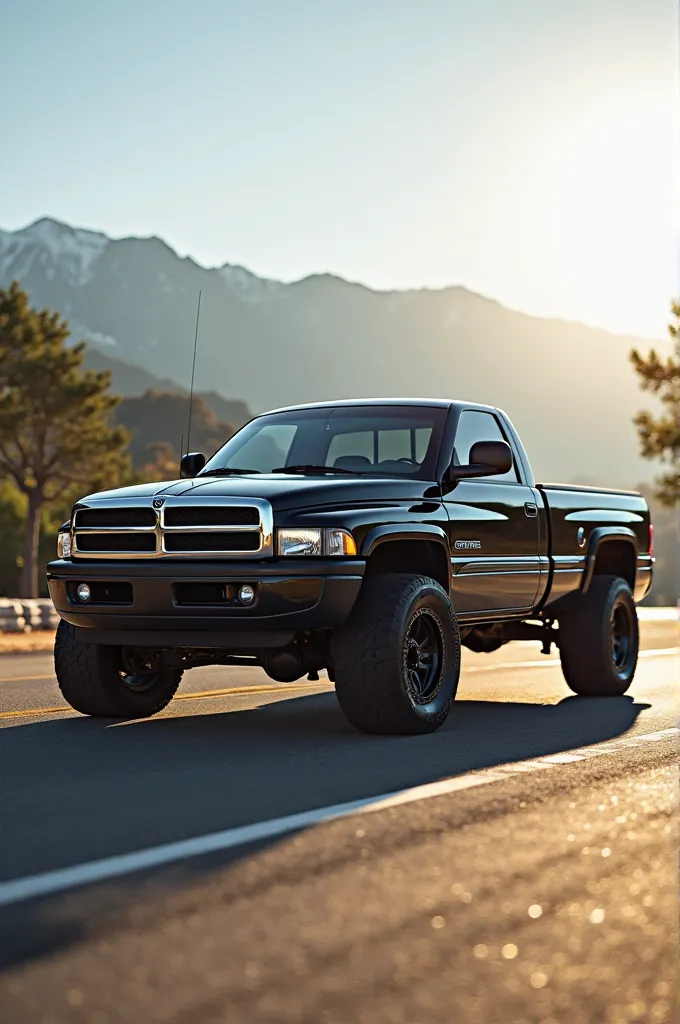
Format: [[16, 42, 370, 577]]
[[0, 690, 651, 973]]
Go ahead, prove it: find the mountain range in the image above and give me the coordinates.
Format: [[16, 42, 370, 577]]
[[0, 216, 669, 488]]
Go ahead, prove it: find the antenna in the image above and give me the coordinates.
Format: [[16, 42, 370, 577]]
[[186, 291, 202, 456]]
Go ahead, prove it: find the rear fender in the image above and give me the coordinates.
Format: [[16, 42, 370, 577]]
[[582, 527, 638, 593]]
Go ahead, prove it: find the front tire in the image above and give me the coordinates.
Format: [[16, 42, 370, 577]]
[[559, 575, 639, 696], [334, 574, 461, 735], [54, 620, 182, 717]]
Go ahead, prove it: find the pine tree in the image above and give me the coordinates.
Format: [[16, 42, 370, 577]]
[[0, 282, 130, 596], [630, 301, 680, 507]]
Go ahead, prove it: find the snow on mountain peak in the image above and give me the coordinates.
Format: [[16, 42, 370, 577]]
[[218, 263, 285, 304], [1, 217, 109, 286]]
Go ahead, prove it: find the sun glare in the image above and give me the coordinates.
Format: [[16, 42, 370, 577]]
[[519, 93, 677, 338]]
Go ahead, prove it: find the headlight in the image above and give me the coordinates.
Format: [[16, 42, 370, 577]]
[[57, 529, 72, 559], [277, 527, 357, 556]]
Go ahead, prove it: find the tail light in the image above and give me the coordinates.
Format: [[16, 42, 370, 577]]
[[649, 522, 654, 557]]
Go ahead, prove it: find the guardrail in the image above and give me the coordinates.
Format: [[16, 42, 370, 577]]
[[0, 599, 60, 632]]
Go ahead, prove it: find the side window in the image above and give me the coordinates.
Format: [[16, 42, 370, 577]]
[[453, 411, 519, 482]]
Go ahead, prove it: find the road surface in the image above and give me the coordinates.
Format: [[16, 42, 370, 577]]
[[0, 613, 677, 1023]]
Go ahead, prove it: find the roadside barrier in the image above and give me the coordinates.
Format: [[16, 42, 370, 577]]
[[39, 601, 61, 630], [0, 600, 27, 633], [0, 598, 59, 632], [20, 600, 44, 631], [20, 600, 60, 631]]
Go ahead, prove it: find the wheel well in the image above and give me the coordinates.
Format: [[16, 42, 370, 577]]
[[364, 540, 450, 592], [590, 540, 636, 590]]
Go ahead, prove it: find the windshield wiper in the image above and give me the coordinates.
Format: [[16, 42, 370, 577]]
[[198, 467, 262, 477], [272, 464, 364, 476]]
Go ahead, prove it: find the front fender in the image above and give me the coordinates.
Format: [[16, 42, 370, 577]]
[[360, 523, 449, 558]]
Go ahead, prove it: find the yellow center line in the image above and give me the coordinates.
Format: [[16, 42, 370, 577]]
[[0, 706, 68, 719], [0, 679, 332, 720]]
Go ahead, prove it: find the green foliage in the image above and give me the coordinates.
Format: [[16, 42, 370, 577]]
[[0, 480, 27, 596], [114, 390, 235, 473], [0, 282, 130, 595], [630, 301, 680, 507]]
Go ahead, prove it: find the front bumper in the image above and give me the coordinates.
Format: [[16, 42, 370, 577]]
[[47, 558, 365, 648]]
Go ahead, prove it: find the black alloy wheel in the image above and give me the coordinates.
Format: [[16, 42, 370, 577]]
[[119, 669, 165, 692], [610, 601, 635, 675], [119, 649, 172, 693], [403, 608, 444, 704]]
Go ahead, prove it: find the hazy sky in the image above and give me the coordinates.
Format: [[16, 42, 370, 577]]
[[1, 0, 677, 338]]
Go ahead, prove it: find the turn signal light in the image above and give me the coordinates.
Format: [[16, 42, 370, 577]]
[[325, 529, 357, 556]]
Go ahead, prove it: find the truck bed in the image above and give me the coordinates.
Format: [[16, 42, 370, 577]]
[[537, 483, 652, 610]]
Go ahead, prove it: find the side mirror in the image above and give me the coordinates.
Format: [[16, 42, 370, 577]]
[[444, 440, 513, 485], [180, 452, 206, 478]]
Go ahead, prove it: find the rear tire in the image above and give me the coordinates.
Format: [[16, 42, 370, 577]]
[[54, 620, 182, 717], [559, 575, 638, 696], [334, 574, 461, 735]]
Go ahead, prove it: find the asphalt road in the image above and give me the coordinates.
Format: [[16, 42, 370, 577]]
[[0, 614, 677, 1023]]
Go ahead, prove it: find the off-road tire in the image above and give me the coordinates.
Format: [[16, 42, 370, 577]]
[[334, 573, 461, 735], [559, 575, 639, 696], [54, 620, 182, 717]]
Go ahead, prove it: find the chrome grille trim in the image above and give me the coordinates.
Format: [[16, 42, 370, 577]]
[[71, 496, 274, 559]]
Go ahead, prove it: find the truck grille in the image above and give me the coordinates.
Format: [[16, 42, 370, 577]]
[[75, 533, 156, 553], [71, 499, 273, 559], [164, 506, 259, 527], [164, 531, 260, 552], [75, 508, 156, 528]]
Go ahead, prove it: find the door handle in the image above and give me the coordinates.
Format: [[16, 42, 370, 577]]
[[524, 502, 538, 518]]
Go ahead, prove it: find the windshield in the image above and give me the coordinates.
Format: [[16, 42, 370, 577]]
[[200, 405, 448, 479]]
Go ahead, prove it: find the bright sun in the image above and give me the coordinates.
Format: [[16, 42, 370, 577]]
[[520, 92, 677, 339]]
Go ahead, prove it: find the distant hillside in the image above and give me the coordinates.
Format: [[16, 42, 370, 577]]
[[115, 391, 237, 469], [83, 348, 252, 429], [0, 216, 669, 487], [83, 347, 188, 397]]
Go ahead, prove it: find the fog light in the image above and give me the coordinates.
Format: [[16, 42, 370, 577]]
[[238, 584, 256, 605], [76, 583, 91, 603]]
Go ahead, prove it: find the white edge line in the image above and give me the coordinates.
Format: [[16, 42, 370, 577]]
[[636, 608, 678, 621], [0, 727, 677, 909]]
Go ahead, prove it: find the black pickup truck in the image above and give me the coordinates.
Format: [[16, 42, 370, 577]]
[[48, 399, 653, 735]]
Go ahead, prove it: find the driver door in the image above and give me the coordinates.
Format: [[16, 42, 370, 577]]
[[443, 410, 541, 614]]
